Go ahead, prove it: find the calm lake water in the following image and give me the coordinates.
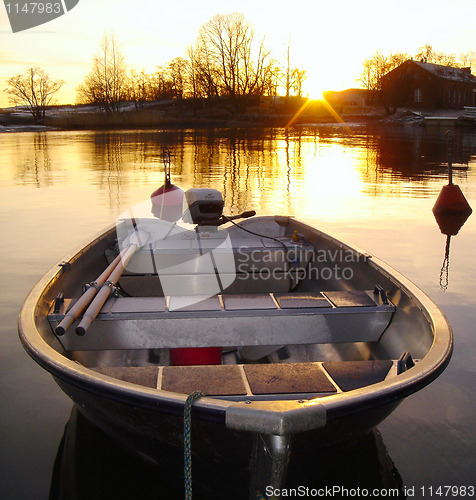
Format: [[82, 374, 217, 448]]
[[1, 126, 475, 499]]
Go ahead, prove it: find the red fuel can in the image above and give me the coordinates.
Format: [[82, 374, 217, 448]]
[[169, 347, 222, 366]]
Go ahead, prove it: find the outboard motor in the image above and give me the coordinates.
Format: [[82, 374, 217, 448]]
[[182, 188, 224, 225], [183, 188, 256, 227]]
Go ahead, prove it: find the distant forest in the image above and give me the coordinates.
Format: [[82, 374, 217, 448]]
[[3, 11, 475, 121], [75, 13, 307, 114]]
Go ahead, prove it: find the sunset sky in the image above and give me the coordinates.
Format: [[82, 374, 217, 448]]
[[1, 0, 475, 108]]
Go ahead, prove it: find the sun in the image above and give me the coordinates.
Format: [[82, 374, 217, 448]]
[[311, 90, 325, 101], [301, 64, 352, 100], [301, 75, 327, 101]]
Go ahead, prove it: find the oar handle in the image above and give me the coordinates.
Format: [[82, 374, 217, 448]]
[[75, 284, 114, 336], [75, 244, 138, 336], [55, 251, 125, 336], [55, 228, 149, 336]]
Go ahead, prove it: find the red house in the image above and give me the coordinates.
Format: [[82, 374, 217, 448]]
[[381, 60, 476, 111]]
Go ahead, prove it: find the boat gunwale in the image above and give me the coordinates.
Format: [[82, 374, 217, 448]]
[[18, 217, 453, 429]]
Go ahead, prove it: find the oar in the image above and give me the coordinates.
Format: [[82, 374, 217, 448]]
[[75, 229, 149, 336], [55, 249, 128, 336]]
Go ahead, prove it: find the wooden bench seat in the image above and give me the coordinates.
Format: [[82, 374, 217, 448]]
[[91, 360, 394, 400], [49, 291, 395, 352]]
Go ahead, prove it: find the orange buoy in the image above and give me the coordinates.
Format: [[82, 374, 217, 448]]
[[432, 132, 472, 217], [151, 183, 184, 221], [151, 148, 184, 221], [432, 184, 472, 216]]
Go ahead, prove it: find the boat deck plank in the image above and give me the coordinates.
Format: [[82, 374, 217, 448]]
[[50, 291, 395, 351], [90, 360, 394, 398], [243, 362, 336, 395], [161, 365, 247, 395]]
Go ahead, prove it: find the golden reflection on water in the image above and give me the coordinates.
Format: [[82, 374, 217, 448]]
[[1, 128, 475, 499], [1, 128, 475, 227]]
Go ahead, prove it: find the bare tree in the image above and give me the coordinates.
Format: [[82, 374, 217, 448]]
[[359, 51, 409, 92], [460, 51, 476, 70], [126, 68, 150, 108], [415, 45, 458, 66], [184, 45, 206, 99], [388, 52, 411, 69], [184, 46, 199, 98], [151, 66, 174, 100], [191, 12, 271, 108], [168, 57, 188, 99], [187, 43, 219, 98], [258, 60, 282, 97], [77, 32, 127, 113], [291, 68, 307, 97], [280, 40, 307, 99], [360, 51, 390, 91], [283, 40, 292, 99], [5, 67, 65, 120], [125, 66, 178, 105]]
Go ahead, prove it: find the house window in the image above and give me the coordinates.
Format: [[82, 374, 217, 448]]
[[414, 88, 422, 103]]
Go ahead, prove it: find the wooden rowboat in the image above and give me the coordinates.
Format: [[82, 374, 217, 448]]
[[19, 187, 452, 498]]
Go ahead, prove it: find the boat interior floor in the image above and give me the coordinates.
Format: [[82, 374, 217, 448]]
[[91, 360, 396, 401], [47, 287, 414, 399]]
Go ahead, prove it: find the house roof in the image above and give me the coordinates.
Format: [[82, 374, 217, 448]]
[[413, 61, 476, 83]]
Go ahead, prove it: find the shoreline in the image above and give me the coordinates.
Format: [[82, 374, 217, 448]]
[[0, 100, 383, 133], [1, 102, 473, 133]]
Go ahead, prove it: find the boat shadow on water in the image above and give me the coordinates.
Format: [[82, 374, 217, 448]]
[[50, 408, 404, 500]]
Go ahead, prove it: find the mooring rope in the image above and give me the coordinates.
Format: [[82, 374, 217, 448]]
[[184, 390, 204, 500]]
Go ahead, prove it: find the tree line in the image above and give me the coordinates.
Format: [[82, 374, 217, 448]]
[[76, 14, 307, 114], [5, 22, 475, 121], [4, 13, 307, 119]]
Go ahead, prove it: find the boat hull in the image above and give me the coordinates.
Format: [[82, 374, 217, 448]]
[[19, 216, 453, 495], [56, 375, 401, 461]]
